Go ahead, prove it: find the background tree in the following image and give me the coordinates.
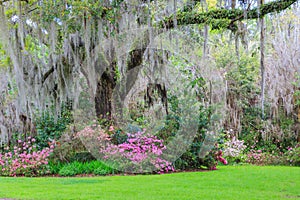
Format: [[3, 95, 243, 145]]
[[0, 0, 298, 144]]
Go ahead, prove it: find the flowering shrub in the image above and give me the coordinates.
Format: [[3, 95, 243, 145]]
[[174, 143, 228, 170], [77, 126, 174, 173], [0, 137, 55, 176], [209, 149, 228, 170], [242, 138, 296, 166], [245, 149, 265, 165], [223, 137, 246, 157], [102, 131, 174, 173], [285, 144, 300, 166], [244, 149, 287, 165]]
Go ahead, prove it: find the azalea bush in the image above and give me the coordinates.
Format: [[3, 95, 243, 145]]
[[76, 126, 174, 174], [49, 127, 90, 163], [245, 149, 266, 165], [240, 134, 296, 166], [285, 144, 300, 166], [102, 131, 174, 173], [0, 137, 55, 176], [223, 137, 246, 157], [222, 136, 246, 163], [76, 122, 229, 173], [244, 150, 287, 166]]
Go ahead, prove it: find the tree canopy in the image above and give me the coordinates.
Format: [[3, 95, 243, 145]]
[[0, 0, 299, 141]]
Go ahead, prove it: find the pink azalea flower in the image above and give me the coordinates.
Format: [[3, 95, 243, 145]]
[[223, 159, 228, 165], [109, 126, 114, 132]]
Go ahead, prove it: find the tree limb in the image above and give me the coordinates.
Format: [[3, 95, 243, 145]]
[[0, 0, 28, 5], [160, 0, 298, 29], [41, 66, 54, 84]]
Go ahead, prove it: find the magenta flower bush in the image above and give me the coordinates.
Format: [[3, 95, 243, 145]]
[[0, 137, 55, 176], [101, 131, 174, 173], [77, 126, 174, 173], [209, 149, 228, 170]]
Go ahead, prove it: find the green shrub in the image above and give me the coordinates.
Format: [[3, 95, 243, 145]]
[[55, 160, 115, 176], [58, 161, 86, 176], [167, 104, 224, 170], [93, 168, 110, 176], [69, 151, 95, 162], [48, 161, 64, 174], [58, 165, 79, 176], [34, 103, 73, 149], [48, 130, 86, 163], [110, 129, 128, 145]]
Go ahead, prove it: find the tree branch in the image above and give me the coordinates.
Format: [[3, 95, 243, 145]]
[[160, 0, 298, 30], [0, 0, 28, 5], [41, 66, 54, 84]]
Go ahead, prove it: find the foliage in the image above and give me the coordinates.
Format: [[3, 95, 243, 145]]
[[222, 136, 246, 163], [156, 114, 180, 142], [49, 130, 88, 163], [76, 126, 174, 173], [292, 74, 300, 107], [58, 164, 78, 177], [243, 149, 292, 166], [0, 137, 54, 177], [172, 103, 227, 170], [47, 160, 65, 175], [69, 151, 95, 163], [219, 39, 298, 162], [102, 130, 174, 173], [285, 144, 300, 166], [174, 144, 228, 170], [56, 160, 115, 177], [110, 128, 128, 145], [229, 140, 300, 166], [0, 43, 11, 68], [0, 0, 299, 175], [246, 149, 272, 165], [160, 0, 297, 30], [34, 104, 73, 149]]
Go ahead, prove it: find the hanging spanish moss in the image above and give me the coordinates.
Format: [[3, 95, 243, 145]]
[[0, 0, 298, 146]]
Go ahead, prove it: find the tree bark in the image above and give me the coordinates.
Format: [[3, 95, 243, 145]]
[[94, 69, 116, 121], [160, 0, 297, 30], [231, 0, 236, 9], [259, 0, 266, 118]]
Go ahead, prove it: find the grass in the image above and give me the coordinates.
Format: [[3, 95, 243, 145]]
[[0, 165, 299, 200]]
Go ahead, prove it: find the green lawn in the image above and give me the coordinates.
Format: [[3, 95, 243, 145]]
[[0, 165, 299, 200]]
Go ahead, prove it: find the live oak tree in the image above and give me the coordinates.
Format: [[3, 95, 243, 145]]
[[0, 0, 298, 128]]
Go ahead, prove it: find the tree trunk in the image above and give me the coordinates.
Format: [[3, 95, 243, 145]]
[[231, 0, 236, 9], [203, 25, 209, 59], [94, 70, 116, 121], [259, 0, 266, 118]]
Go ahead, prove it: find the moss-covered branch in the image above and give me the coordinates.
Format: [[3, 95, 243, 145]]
[[160, 0, 298, 30], [0, 0, 28, 5]]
